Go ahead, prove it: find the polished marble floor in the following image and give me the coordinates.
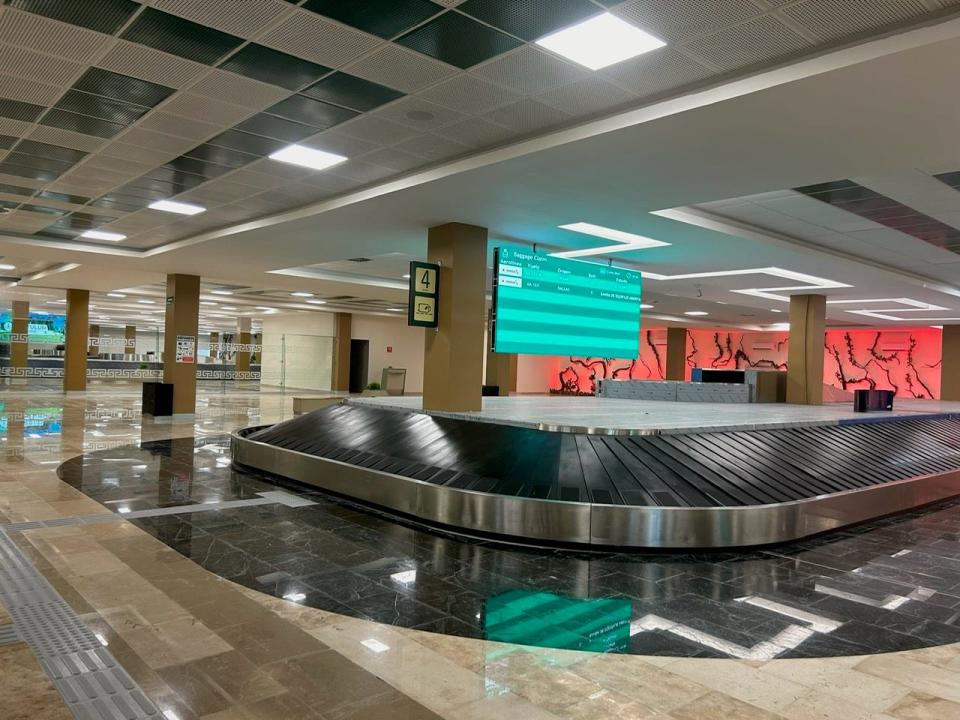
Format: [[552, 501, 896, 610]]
[[0, 387, 959, 719], [351, 395, 960, 433]]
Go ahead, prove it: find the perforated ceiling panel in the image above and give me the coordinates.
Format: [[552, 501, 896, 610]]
[[0, 0, 955, 252]]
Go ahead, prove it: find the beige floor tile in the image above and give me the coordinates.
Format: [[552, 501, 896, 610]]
[[760, 657, 911, 712], [856, 655, 960, 705], [670, 690, 783, 720], [889, 691, 960, 720], [664, 658, 806, 714], [0, 644, 73, 720]]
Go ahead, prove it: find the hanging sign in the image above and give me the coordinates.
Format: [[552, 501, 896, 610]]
[[408, 261, 440, 328]]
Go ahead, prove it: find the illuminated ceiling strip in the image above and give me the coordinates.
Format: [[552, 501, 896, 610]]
[[636, 266, 850, 302], [551, 242, 665, 258]]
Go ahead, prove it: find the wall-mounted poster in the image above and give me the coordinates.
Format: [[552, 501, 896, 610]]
[[175, 335, 195, 363]]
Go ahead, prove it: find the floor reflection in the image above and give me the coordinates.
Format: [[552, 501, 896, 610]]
[[57, 434, 960, 659]]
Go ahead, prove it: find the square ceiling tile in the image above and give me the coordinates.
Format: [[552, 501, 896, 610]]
[[89, 194, 148, 212], [301, 73, 404, 112], [397, 11, 522, 69], [0, 8, 109, 63], [472, 45, 588, 93], [235, 112, 318, 142], [684, 15, 811, 72], [261, 9, 383, 68], [300, 129, 381, 157], [458, 0, 601, 41], [14, 139, 87, 163], [135, 111, 224, 141], [433, 116, 514, 147], [0, 136, 15, 151], [0, 97, 44, 122], [536, 77, 636, 116], [598, 47, 713, 97], [35, 188, 89, 204], [121, 8, 245, 65], [344, 44, 459, 93], [327, 159, 395, 183], [361, 147, 425, 172], [336, 114, 421, 144], [0, 44, 85, 86], [54, 90, 149, 125], [302, 0, 441, 39], [27, 125, 107, 152], [187, 70, 292, 110], [73, 68, 176, 108], [372, 96, 466, 131], [151, 0, 295, 39], [482, 98, 570, 132], [162, 93, 257, 126], [418, 74, 520, 114], [182, 143, 259, 169], [219, 43, 332, 91], [40, 109, 127, 139], [5, 0, 140, 34], [265, 94, 358, 130], [99, 140, 176, 166], [782, 0, 930, 41], [114, 127, 200, 155], [162, 155, 234, 180], [0, 74, 62, 105], [393, 132, 472, 161], [96, 41, 209, 88], [175, 179, 259, 205], [611, 0, 763, 44]]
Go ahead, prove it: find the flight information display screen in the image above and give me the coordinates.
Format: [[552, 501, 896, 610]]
[[492, 244, 643, 358]]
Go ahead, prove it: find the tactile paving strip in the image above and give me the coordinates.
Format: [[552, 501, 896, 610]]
[[0, 530, 160, 719]]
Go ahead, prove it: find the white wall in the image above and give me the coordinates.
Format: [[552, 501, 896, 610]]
[[261, 313, 336, 390], [351, 314, 425, 394]]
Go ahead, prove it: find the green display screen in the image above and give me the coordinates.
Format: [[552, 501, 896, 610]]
[[484, 590, 632, 653], [492, 245, 643, 358]]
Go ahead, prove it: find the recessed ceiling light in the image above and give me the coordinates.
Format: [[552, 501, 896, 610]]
[[291, 292, 313, 297], [210, 290, 232, 296], [200, 301, 217, 306], [81, 229, 126, 242], [306, 299, 327, 305], [387, 308, 402, 312], [640, 304, 654, 309], [269, 144, 347, 171], [536, 13, 666, 70], [137, 300, 156, 305], [684, 311, 709, 316], [770, 309, 782, 313], [149, 199, 206, 215], [107, 292, 126, 298], [0, 263, 15, 270], [402, 274, 410, 279], [221, 306, 237, 311], [255, 306, 274, 311]]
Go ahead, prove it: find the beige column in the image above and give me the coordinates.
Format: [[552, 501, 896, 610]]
[[88, 323, 100, 357], [941, 326, 960, 401], [235, 318, 251, 376], [125, 325, 136, 356], [786, 294, 826, 405], [665, 327, 687, 381], [485, 349, 517, 395], [10, 300, 29, 383], [64, 289, 89, 392], [162, 274, 200, 415], [209, 332, 219, 361], [423, 222, 487, 412], [332, 313, 351, 392]]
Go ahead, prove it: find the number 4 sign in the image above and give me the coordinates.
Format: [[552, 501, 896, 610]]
[[408, 261, 440, 328]]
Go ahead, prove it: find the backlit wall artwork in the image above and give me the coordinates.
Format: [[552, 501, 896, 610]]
[[548, 327, 942, 399]]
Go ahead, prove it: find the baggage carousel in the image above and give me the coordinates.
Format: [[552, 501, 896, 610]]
[[231, 402, 960, 548]]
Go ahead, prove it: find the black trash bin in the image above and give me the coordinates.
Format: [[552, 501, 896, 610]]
[[142, 382, 174, 416], [853, 389, 894, 412]]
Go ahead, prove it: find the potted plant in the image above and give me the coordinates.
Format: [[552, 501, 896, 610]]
[[361, 381, 387, 397]]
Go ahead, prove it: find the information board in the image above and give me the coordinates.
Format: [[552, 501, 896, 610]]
[[175, 335, 195, 364], [492, 244, 643, 358]]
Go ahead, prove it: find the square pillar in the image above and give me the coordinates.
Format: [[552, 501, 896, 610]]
[[10, 300, 29, 383], [125, 325, 137, 356], [485, 349, 517, 395], [786, 294, 826, 405], [423, 222, 487, 412], [332, 312, 351, 392], [209, 332, 219, 361], [64, 289, 89, 392], [235, 318, 251, 375], [162, 274, 200, 415], [665, 327, 687, 381], [942, 326, 960, 401]]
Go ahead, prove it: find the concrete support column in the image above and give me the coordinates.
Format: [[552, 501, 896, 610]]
[[485, 349, 517, 395], [423, 222, 487, 412], [10, 300, 29, 383], [786, 294, 826, 405], [162, 274, 199, 415], [209, 332, 219, 361], [125, 325, 136, 356], [941, 326, 960, 401], [88, 324, 100, 357], [665, 327, 687, 381], [235, 318, 251, 376], [332, 313, 351, 392], [64, 290, 89, 392]]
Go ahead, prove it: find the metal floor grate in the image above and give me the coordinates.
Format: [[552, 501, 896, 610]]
[[0, 530, 160, 719]]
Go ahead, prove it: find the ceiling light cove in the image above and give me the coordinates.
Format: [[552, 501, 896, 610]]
[[828, 297, 952, 322], [684, 311, 709, 316], [81, 230, 126, 242], [210, 290, 233, 296], [552, 222, 670, 258], [536, 13, 665, 71], [107, 292, 126, 298], [269, 144, 348, 171], [306, 299, 327, 305], [149, 199, 206, 216]]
